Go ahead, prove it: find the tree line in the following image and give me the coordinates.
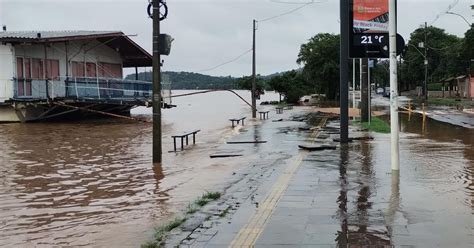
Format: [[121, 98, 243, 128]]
[[255, 25, 473, 103]]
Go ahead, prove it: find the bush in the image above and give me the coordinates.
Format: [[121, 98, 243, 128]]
[[427, 83, 443, 91]]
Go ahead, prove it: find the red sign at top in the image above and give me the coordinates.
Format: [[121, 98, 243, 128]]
[[353, 0, 389, 33]]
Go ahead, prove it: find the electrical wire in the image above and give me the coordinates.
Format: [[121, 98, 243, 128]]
[[269, 0, 316, 4], [258, 0, 322, 22], [193, 0, 326, 73], [430, 0, 460, 25], [197, 48, 252, 72]]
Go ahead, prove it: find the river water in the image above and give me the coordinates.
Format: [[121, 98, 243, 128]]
[[0, 90, 279, 247], [0, 91, 473, 247]]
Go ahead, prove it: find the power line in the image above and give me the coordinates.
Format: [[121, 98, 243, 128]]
[[258, 0, 325, 22], [269, 0, 316, 4], [197, 48, 252, 72], [430, 0, 460, 25], [194, 0, 324, 73]]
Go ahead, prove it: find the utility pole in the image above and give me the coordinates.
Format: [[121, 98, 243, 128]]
[[361, 58, 369, 122], [251, 19, 257, 119], [152, 0, 162, 164], [424, 22, 428, 101], [389, 0, 400, 171], [339, 0, 349, 143]]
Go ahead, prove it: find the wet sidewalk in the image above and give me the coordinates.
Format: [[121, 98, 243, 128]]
[[163, 108, 473, 248]]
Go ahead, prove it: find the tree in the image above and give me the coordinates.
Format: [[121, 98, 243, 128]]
[[267, 70, 310, 103], [462, 25, 474, 75], [400, 26, 466, 90], [236, 75, 266, 94], [297, 33, 340, 100]]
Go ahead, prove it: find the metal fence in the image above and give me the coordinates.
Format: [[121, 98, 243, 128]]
[[13, 77, 172, 104]]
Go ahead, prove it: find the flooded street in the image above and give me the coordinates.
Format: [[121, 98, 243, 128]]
[[0, 91, 473, 247], [0, 90, 279, 247]]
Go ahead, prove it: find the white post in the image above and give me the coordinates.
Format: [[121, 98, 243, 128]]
[[74, 77, 79, 99], [389, 0, 400, 171], [353, 59, 356, 121], [359, 58, 363, 117], [368, 60, 371, 124]]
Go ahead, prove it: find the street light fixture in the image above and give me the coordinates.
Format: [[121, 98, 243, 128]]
[[446, 11, 471, 27], [408, 43, 428, 99]]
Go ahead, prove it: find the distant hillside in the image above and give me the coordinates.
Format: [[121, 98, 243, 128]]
[[125, 71, 238, 90]]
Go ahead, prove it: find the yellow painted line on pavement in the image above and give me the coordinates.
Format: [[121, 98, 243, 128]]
[[229, 117, 328, 247]]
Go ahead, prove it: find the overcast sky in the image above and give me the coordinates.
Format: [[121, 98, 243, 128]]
[[1, 0, 472, 77]]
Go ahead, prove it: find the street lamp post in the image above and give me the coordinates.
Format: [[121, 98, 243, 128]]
[[408, 42, 428, 100], [446, 11, 471, 27]]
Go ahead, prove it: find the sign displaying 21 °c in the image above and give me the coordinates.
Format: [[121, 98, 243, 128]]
[[349, 0, 405, 58]]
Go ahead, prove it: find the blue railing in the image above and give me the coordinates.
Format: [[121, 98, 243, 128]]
[[13, 77, 154, 101]]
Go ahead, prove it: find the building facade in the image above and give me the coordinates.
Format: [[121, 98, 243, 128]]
[[0, 31, 155, 122]]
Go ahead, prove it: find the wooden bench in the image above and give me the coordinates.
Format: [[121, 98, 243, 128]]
[[229, 117, 246, 128], [276, 107, 284, 114], [258, 111, 269, 120], [171, 130, 200, 152]]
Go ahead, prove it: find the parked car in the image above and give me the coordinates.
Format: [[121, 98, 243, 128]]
[[383, 87, 390, 97], [376, 87, 384, 94]]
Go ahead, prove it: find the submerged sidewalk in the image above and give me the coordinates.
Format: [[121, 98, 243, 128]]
[[162, 107, 473, 248]]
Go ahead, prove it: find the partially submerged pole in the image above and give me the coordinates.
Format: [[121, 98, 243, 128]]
[[339, 0, 349, 143], [361, 58, 369, 122], [152, 0, 162, 164], [251, 19, 257, 119], [389, 0, 400, 171], [368, 59, 371, 124], [352, 59, 356, 121]]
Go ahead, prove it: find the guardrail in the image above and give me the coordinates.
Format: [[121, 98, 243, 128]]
[[12, 77, 172, 104]]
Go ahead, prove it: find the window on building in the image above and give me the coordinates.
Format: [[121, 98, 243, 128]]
[[98, 62, 122, 79], [71, 61, 85, 78], [16, 57, 32, 96], [32, 58, 44, 79], [86, 62, 97, 78], [46, 59, 60, 80]]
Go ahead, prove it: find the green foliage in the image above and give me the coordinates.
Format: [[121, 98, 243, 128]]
[[141, 191, 221, 247], [236, 75, 267, 93], [427, 83, 443, 91], [370, 60, 390, 88], [427, 98, 461, 106], [125, 71, 238, 90], [400, 25, 472, 91], [202, 191, 221, 200], [267, 70, 311, 103], [194, 191, 221, 206], [359, 117, 390, 134], [297, 33, 340, 100], [141, 217, 187, 248]]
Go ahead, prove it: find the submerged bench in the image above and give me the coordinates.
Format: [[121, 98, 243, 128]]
[[171, 130, 200, 152], [276, 107, 284, 114], [259, 111, 269, 120], [229, 117, 246, 128]]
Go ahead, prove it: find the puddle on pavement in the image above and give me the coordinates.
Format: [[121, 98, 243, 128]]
[[326, 112, 473, 246]]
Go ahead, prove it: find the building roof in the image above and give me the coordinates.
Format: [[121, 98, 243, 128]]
[[0, 31, 151, 67]]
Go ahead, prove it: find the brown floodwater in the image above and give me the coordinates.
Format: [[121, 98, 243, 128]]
[[0, 90, 279, 247]]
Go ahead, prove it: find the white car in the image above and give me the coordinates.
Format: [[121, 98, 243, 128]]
[[376, 88, 384, 94]]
